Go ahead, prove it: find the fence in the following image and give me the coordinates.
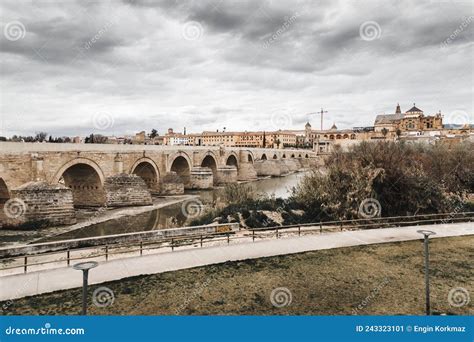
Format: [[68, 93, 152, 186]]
[[0, 211, 472, 275]]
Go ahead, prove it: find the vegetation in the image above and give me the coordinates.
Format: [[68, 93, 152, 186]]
[[292, 141, 473, 221], [193, 141, 474, 227], [6, 131, 49, 142], [3, 236, 472, 315], [84, 133, 108, 144]]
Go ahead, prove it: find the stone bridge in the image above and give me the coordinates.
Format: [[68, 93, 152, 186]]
[[0, 142, 317, 228]]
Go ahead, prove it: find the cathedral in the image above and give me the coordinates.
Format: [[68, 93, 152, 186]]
[[374, 103, 443, 133]]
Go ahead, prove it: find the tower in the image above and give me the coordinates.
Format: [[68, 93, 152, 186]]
[[395, 103, 401, 114]]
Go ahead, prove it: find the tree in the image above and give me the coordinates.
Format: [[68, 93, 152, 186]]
[[396, 129, 402, 139], [150, 129, 158, 139], [381, 128, 388, 138], [84, 134, 108, 144], [35, 132, 48, 142]]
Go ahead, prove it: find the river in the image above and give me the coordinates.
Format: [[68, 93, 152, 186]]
[[38, 172, 307, 242]]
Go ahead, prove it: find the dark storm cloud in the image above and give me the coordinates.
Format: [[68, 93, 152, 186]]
[[0, 0, 472, 137]]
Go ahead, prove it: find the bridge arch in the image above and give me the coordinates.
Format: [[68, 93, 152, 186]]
[[291, 154, 295, 158], [226, 154, 238, 168], [261, 153, 267, 160], [282, 154, 286, 159], [272, 154, 278, 159], [169, 152, 192, 187], [0, 178, 10, 206], [53, 158, 106, 207], [130, 157, 160, 190], [201, 152, 219, 184], [247, 153, 254, 163], [0, 178, 10, 224]]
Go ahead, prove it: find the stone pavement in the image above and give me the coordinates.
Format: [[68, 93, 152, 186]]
[[0, 222, 472, 301]]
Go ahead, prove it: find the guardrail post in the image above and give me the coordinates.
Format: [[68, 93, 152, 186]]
[[227, 233, 230, 245], [340, 223, 343, 231], [252, 230, 255, 242], [24, 256, 27, 273], [298, 226, 301, 236], [105, 245, 108, 261], [171, 238, 174, 251], [67, 249, 70, 266], [200, 235, 203, 247], [276, 229, 279, 239], [320, 222, 322, 234], [140, 241, 143, 256]]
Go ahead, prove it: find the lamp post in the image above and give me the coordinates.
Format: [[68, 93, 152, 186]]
[[73, 261, 99, 315], [417, 230, 436, 315]]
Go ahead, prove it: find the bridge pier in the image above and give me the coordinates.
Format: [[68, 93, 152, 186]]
[[189, 167, 213, 189], [254, 160, 288, 177], [159, 172, 184, 195], [1, 181, 76, 229], [237, 163, 257, 181], [215, 166, 238, 185], [104, 174, 152, 207]]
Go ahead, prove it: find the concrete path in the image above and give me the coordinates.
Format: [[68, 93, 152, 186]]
[[0, 222, 472, 301]]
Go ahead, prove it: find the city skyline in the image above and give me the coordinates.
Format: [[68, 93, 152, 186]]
[[1, 0, 473, 137]]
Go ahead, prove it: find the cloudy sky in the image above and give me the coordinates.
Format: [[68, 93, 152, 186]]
[[0, 0, 473, 137]]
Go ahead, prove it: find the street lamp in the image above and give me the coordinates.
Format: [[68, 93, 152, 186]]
[[73, 261, 99, 315], [417, 230, 436, 315]]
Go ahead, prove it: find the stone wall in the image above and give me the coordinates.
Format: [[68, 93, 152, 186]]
[[254, 160, 290, 177], [159, 172, 184, 195], [2, 181, 76, 228], [282, 159, 299, 172], [104, 174, 152, 207]]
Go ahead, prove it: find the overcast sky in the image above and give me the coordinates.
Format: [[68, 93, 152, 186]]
[[0, 0, 473, 137]]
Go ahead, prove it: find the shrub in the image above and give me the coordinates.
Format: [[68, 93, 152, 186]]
[[292, 141, 473, 221]]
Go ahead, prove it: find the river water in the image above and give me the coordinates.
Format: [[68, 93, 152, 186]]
[[41, 172, 307, 242]]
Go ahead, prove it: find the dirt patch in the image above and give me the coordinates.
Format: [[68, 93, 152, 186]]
[[1, 236, 472, 315]]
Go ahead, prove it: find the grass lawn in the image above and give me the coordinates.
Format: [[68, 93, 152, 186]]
[[1, 236, 472, 315]]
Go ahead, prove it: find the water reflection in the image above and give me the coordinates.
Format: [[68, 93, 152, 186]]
[[44, 172, 306, 241]]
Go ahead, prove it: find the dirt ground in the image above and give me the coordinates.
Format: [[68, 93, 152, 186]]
[[1, 236, 472, 315]]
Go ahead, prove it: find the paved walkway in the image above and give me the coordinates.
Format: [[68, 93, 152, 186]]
[[0, 222, 472, 301]]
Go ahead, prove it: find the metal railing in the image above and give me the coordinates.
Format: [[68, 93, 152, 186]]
[[0, 211, 472, 275]]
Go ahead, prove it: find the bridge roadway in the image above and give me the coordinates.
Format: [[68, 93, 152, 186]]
[[0, 222, 471, 301]]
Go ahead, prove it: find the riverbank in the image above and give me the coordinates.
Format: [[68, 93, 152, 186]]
[[0, 172, 308, 247], [2, 235, 471, 315], [0, 195, 198, 247]]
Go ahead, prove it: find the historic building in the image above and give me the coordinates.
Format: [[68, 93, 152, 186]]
[[374, 103, 443, 133], [146, 103, 468, 151]]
